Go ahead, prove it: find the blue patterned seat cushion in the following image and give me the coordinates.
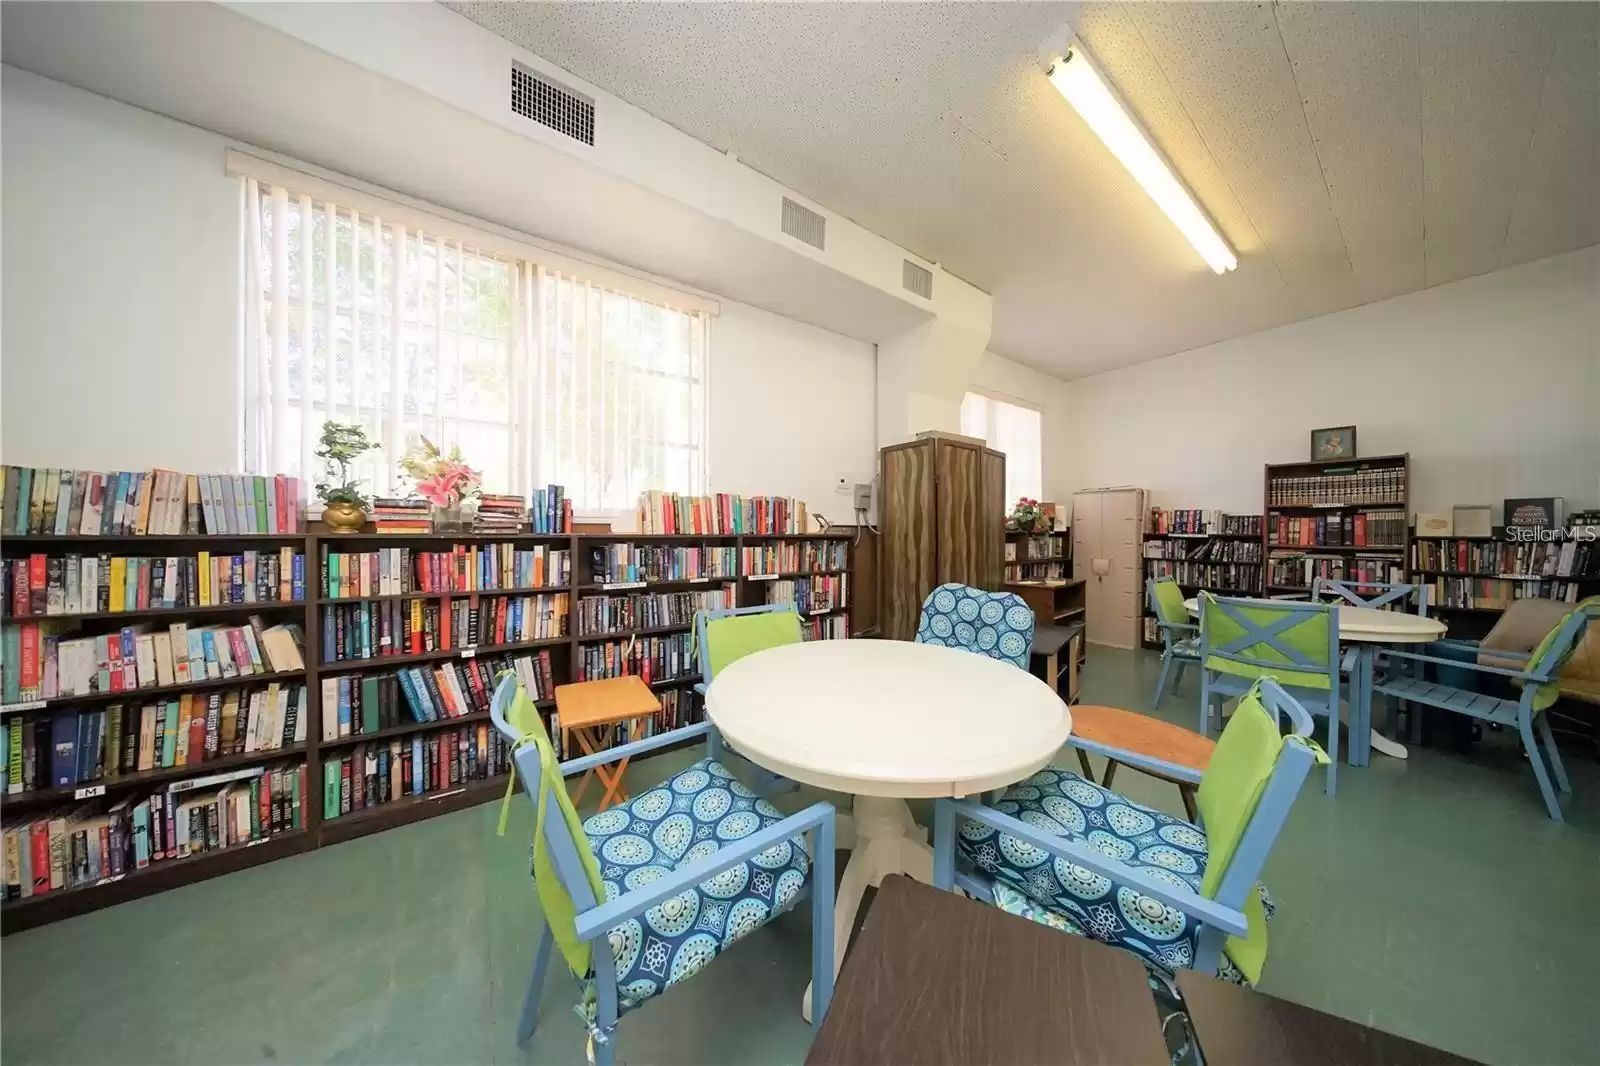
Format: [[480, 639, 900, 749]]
[[956, 766, 1234, 977], [581, 758, 810, 1017], [915, 583, 1035, 670], [1172, 636, 1201, 658]]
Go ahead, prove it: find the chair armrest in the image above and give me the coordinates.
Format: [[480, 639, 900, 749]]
[[938, 799, 1248, 937], [1376, 648, 1542, 681], [559, 722, 714, 777], [1067, 737, 1204, 785], [574, 801, 835, 940]]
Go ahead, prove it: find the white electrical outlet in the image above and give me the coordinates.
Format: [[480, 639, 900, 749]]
[[834, 475, 853, 495]]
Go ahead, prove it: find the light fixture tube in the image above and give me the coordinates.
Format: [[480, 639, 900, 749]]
[[1048, 45, 1238, 274]]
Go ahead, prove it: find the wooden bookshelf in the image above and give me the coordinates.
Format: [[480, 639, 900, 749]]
[[2, 526, 857, 932], [1263, 456, 1409, 613], [1004, 529, 1071, 584], [1139, 515, 1264, 650], [1409, 517, 1600, 639]]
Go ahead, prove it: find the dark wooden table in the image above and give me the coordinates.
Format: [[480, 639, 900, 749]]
[[806, 875, 1169, 1066], [1176, 970, 1479, 1066]]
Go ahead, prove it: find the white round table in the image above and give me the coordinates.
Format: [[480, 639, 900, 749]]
[[1182, 597, 1445, 760], [706, 639, 1070, 1019]]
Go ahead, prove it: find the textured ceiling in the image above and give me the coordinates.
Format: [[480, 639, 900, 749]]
[[448, 1, 1599, 378]]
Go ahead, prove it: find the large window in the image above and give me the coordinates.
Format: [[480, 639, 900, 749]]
[[961, 391, 1043, 505], [241, 175, 708, 511]]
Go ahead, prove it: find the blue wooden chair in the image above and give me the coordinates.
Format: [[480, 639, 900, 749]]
[[933, 678, 1325, 989], [1198, 593, 1341, 794], [1147, 576, 1201, 707], [489, 671, 836, 1063], [693, 602, 803, 792], [915, 582, 1035, 670], [1371, 597, 1598, 821], [1311, 578, 1428, 763]]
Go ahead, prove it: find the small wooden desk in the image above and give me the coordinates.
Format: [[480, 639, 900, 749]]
[[554, 676, 661, 810], [806, 875, 1168, 1066], [1175, 969, 1478, 1066], [1070, 705, 1214, 821]]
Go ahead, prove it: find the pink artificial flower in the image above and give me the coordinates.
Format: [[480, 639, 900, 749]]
[[417, 475, 457, 507]]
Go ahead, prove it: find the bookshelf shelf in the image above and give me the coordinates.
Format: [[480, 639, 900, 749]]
[[1, 668, 309, 717], [742, 569, 849, 579], [319, 775, 510, 847], [4, 743, 313, 805], [1264, 544, 1404, 553], [576, 578, 736, 591], [324, 532, 571, 541], [318, 710, 493, 750], [577, 623, 692, 641], [316, 586, 567, 605], [323, 636, 570, 671], [2, 600, 304, 625], [2, 533, 310, 546]]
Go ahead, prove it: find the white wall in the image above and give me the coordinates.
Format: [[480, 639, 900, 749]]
[[971, 351, 1074, 509], [1, 65, 241, 472], [1, 67, 881, 516], [1064, 246, 1600, 519]]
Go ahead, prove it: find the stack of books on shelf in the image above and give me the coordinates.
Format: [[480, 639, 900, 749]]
[[1006, 535, 1066, 560], [1145, 560, 1262, 595], [473, 494, 526, 533], [6, 547, 306, 618], [765, 575, 848, 616], [740, 539, 847, 576], [321, 592, 567, 663], [1148, 509, 1209, 535], [320, 649, 555, 739], [1268, 467, 1405, 507], [1266, 553, 1402, 590], [576, 587, 736, 636], [322, 726, 508, 819], [800, 615, 850, 642], [370, 498, 431, 534], [2, 467, 303, 537], [529, 485, 571, 534], [637, 492, 810, 535], [321, 543, 570, 598], [1, 759, 307, 900], [1217, 514, 1263, 536], [1268, 511, 1404, 548], [3, 616, 305, 706], [588, 544, 738, 585], [1145, 539, 1262, 564], [578, 633, 696, 684]]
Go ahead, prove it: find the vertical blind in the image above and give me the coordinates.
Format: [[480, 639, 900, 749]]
[[961, 392, 1043, 505], [241, 177, 708, 510]]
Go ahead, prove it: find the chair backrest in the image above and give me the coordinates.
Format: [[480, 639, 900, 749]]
[[695, 603, 803, 689], [1199, 593, 1338, 691], [490, 671, 607, 979], [1312, 577, 1427, 615], [1524, 596, 1600, 709], [1193, 677, 1325, 984], [915, 582, 1035, 670], [1146, 577, 1190, 647]]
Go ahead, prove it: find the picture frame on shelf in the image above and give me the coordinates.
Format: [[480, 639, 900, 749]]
[[1310, 425, 1357, 461], [1452, 505, 1494, 538], [1414, 512, 1453, 537]]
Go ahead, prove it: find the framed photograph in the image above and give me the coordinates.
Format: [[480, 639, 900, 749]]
[[1310, 426, 1357, 461], [1453, 505, 1494, 538]]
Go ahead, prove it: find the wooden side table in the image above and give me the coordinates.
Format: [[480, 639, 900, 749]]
[[554, 676, 661, 810], [1070, 704, 1214, 822]]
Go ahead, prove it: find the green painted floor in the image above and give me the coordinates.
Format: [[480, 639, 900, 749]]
[[4, 646, 1598, 1065]]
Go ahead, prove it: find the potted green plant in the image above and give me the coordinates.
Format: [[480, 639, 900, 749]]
[[1007, 497, 1049, 533], [315, 421, 379, 533]]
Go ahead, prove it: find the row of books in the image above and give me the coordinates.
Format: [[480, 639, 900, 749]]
[[526, 485, 572, 534], [1005, 561, 1068, 582], [1147, 510, 1263, 536], [1144, 539, 1263, 563], [319, 650, 555, 738], [3, 683, 307, 793], [370, 498, 431, 535], [1410, 539, 1595, 579], [1421, 577, 1590, 610], [3, 618, 306, 705], [764, 576, 848, 614], [1145, 561, 1262, 594], [2, 466, 305, 538], [637, 492, 809, 536], [1268, 512, 1405, 549], [588, 545, 738, 585], [2, 761, 306, 899], [575, 587, 736, 637], [6, 548, 305, 618], [1268, 468, 1405, 507], [801, 615, 850, 642], [322, 727, 507, 819], [1005, 535, 1065, 561], [319, 594, 565, 664], [1266, 553, 1403, 590], [320, 543, 571, 599], [577, 634, 697, 684], [740, 540, 849, 575]]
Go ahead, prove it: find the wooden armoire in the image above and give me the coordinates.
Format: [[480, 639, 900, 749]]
[[879, 432, 1007, 642], [1072, 487, 1146, 650]]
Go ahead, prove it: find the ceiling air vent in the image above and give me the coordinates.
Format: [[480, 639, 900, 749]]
[[510, 61, 595, 146], [902, 260, 934, 300], [781, 198, 826, 251]]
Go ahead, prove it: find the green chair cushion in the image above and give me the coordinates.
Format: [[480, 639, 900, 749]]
[[1196, 685, 1281, 899]]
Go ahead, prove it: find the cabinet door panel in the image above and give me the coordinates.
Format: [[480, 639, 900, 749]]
[[934, 440, 984, 587], [978, 449, 1007, 590], [881, 442, 936, 641]]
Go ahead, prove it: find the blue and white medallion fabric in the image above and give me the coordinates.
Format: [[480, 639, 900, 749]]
[[580, 758, 811, 1017], [955, 765, 1271, 983], [915, 583, 1035, 670]]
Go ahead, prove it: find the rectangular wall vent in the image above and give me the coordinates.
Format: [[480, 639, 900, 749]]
[[781, 198, 826, 250], [511, 62, 595, 146], [902, 260, 934, 299]]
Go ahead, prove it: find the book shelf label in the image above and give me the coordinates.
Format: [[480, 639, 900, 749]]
[[601, 582, 647, 591], [462, 647, 477, 659], [3, 700, 47, 713], [746, 574, 778, 582], [74, 784, 106, 800]]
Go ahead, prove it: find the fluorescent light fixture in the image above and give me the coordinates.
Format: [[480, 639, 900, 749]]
[[1048, 45, 1237, 274]]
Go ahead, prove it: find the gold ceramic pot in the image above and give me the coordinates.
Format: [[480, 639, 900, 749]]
[[322, 499, 367, 533]]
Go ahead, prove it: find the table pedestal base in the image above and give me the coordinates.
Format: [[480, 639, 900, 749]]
[[802, 794, 933, 1022]]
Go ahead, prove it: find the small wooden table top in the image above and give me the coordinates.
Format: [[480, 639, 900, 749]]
[[1071, 705, 1215, 776], [1175, 969, 1479, 1066], [553, 675, 661, 731], [806, 875, 1168, 1066]]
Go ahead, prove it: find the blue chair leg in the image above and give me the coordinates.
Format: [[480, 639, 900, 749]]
[[516, 920, 555, 1043], [1535, 711, 1572, 794], [1323, 702, 1339, 796], [1173, 659, 1190, 697], [592, 965, 620, 1066], [1519, 714, 1564, 821], [1153, 652, 1175, 709], [1198, 674, 1212, 736], [810, 815, 837, 1031]]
